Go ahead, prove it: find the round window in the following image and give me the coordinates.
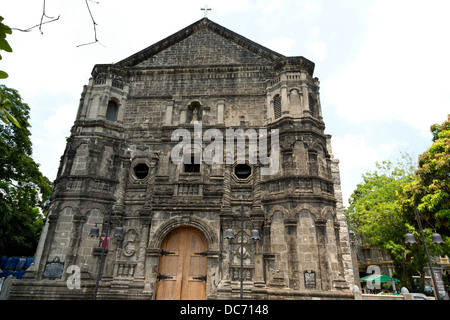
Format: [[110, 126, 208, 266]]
[[134, 163, 149, 179], [234, 164, 252, 179]]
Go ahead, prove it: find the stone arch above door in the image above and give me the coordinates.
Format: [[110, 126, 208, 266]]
[[149, 216, 219, 253]]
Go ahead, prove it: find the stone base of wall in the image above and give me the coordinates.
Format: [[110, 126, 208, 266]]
[[6, 278, 355, 300]]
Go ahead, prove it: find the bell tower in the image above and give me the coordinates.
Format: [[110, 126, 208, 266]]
[[260, 57, 350, 292], [77, 66, 129, 124], [265, 57, 322, 121]]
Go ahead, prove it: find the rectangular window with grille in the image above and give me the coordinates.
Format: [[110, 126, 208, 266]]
[[274, 95, 282, 119]]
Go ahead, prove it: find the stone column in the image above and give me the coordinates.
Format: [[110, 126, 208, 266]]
[[316, 91, 323, 120], [332, 223, 349, 290], [180, 110, 186, 124], [224, 236, 232, 281], [113, 148, 131, 220], [36, 212, 59, 280], [262, 218, 273, 283], [62, 149, 76, 177], [64, 214, 87, 280], [315, 218, 330, 291], [144, 248, 160, 297], [165, 100, 174, 125], [116, 85, 129, 125], [252, 237, 264, 287], [79, 79, 94, 120], [206, 251, 220, 299], [302, 84, 310, 116], [285, 218, 300, 290], [281, 84, 289, 116], [217, 102, 224, 124], [334, 224, 345, 277], [134, 159, 157, 286], [76, 85, 88, 120], [202, 106, 210, 124], [266, 93, 273, 123], [133, 216, 150, 284], [220, 164, 233, 216], [251, 165, 265, 287], [251, 165, 264, 220], [289, 89, 302, 118], [98, 77, 112, 120], [218, 164, 233, 298]]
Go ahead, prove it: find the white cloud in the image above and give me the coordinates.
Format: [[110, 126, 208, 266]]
[[331, 133, 385, 207], [198, 0, 250, 14], [260, 36, 295, 56], [303, 0, 322, 14], [330, 132, 412, 206], [256, 0, 282, 13], [322, 0, 450, 136], [44, 105, 77, 135], [32, 137, 44, 148], [331, 134, 379, 172], [31, 103, 76, 180], [305, 41, 327, 61]]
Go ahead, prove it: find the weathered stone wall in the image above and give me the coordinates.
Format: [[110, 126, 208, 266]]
[[7, 18, 355, 300]]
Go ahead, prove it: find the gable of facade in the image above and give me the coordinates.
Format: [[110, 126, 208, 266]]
[[116, 18, 285, 68]]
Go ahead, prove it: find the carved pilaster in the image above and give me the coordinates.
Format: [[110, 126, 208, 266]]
[[114, 147, 132, 209], [315, 218, 330, 291], [217, 229, 232, 294], [285, 218, 300, 289], [251, 165, 264, 223], [36, 212, 59, 280], [64, 214, 87, 279], [220, 164, 233, 219], [133, 218, 150, 283]]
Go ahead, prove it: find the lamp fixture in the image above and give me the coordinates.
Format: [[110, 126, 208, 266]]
[[89, 224, 100, 238], [224, 229, 235, 240]]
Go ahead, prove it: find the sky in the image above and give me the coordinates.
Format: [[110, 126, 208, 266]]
[[2, 0, 449, 207]]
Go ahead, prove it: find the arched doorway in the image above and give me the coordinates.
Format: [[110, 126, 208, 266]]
[[155, 227, 208, 300]]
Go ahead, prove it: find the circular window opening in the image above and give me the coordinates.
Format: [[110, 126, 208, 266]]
[[134, 163, 149, 179], [234, 164, 252, 179]]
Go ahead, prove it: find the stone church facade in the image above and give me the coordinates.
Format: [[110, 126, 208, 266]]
[[9, 18, 355, 299]]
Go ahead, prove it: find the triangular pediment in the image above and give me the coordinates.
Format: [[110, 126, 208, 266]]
[[116, 18, 284, 68]]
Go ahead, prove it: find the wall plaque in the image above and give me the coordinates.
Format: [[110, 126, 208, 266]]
[[43, 257, 65, 280], [304, 270, 316, 288], [433, 270, 449, 300]]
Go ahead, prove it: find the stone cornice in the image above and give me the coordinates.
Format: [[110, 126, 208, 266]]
[[274, 56, 315, 76]]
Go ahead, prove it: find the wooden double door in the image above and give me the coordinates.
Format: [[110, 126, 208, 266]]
[[155, 227, 208, 300]]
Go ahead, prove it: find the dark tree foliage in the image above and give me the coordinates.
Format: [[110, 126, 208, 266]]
[[0, 85, 53, 256]]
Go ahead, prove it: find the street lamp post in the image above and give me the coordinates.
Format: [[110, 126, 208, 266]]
[[224, 203, 260, 300], [89, 203, 123, 300], [405, 207, 444, 300]]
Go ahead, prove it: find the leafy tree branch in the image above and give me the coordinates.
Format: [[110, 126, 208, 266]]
[[0, 85, 53, 256]]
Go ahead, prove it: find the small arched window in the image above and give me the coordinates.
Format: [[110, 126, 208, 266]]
[[106, 100, 118, 122], [273, 95, 282, 119], [187, 101, 202, 124]]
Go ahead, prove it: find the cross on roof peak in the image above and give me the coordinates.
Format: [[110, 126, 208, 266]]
[[201, 5, 212, 18]]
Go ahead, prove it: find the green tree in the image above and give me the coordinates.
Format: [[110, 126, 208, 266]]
[[0, 16, 12, 80], [0, 85, 53, 256], [403, 115, 450, 236], [402, 115, 450, 291], [0, 16, 21, 128], [345, 154, 418, 288]]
